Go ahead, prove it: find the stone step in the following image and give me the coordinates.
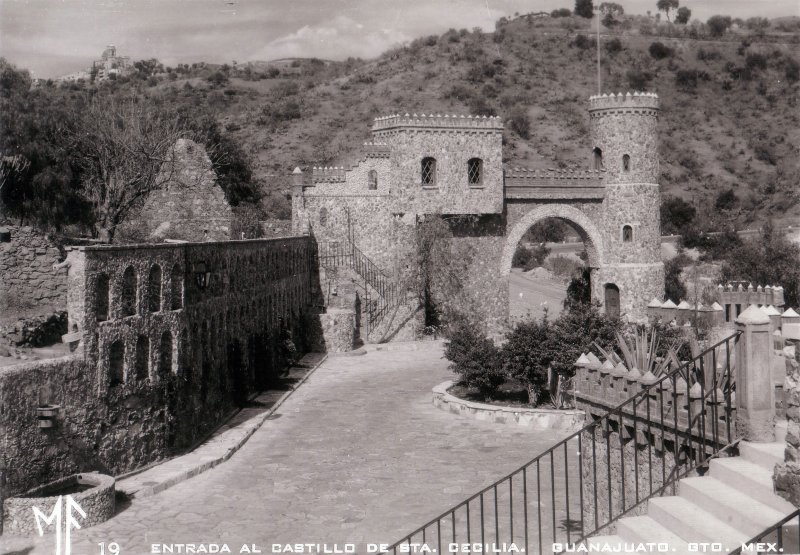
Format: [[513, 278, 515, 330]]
[[709, 457, 796, 513], [739, 441, 785, 472], [678, 475, 785, 536], [647, 496, 749, 544], [614, 515, 689, 550]]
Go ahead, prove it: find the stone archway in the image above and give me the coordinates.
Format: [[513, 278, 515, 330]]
[[500, 204, 605, 276]]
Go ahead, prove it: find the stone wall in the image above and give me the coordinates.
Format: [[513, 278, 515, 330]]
[[775, 341, 800, 505], [0, 236, 319, 499], [0, 224, 67, 314]]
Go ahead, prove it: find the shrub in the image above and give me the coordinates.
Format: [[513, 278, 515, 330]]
[[785, 56, 800, 82], [660, 196, 696, 234], [572, 34, 593, 50], [444, 321, 503, 400], [545, 255, 582, 279], [707, 15, 733, 37], [605, 38, 623, 55], [745, 52, 768, 71], [565, 267, 592, 309], [551, 8, 573, 17], [649, 41, 673, 60], [697, 48, 721, 61], [664, 256, 688, 302], [627, 69, 653, 90], [675, 69, 703, 91], [512, 244, 550, 270], [502, 319, 553, 405], [715, 188, 738, 210], [509, 108, 531, 139]]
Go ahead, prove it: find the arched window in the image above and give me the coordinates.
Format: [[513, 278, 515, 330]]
[[604, 284, 620, 319], [135, 335, 150, 381], [179, 328, 189, 378], [592, 147, 603, 170], [96, 273, 110, 322], [467, 158, 483, 186], [148, 264, 162, 313], [121, 266, 137, 317], [109, 340, 125, 387], [622, 225, 633, 243], [319, 207, 328, 227], [171, 265, 183, 310], [368, 170, 378, 190], [421, 157, 437, 186], [622, 154, 631, 172], [159, 331, 173, 377]]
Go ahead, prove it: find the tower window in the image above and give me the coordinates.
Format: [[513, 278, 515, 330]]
[[467, 158, 483, 186], [592, 147, 603, 170], [368, 170, 378, 190], [421, 157, 437, 186], [622, 225, 633, 243], [622, 154, 631, 172]]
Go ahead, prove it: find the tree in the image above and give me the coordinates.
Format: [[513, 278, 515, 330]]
[[675, 6, 691, 24], [69, 97, 190, 242], [599, 2, 624, 26], [574, 0, 594, 19], [656, 0, 679, 22], [502, 317, 552, 405], [564, 267, 592, 309], [660, 196, 696, 234], [745, 17, 770, 37], [664, 256, 688, 301], [707, 15, 733, 37]]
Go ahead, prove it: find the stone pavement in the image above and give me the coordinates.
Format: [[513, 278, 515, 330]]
[[2, 342, 574, 555]]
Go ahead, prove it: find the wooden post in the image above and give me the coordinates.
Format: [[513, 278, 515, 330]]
[[736, 305, 776, 441]]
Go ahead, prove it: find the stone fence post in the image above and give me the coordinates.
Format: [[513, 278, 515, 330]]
[[735, 305, 776, 441]]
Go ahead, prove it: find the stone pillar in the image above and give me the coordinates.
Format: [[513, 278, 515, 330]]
[[291, 167, 307, 235], [735, 305, 776, 441]]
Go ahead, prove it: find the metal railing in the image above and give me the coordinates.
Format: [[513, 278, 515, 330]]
[[729, 508, 800, 554], [381, 332, 741, 555], [317, 239, 404, 333]]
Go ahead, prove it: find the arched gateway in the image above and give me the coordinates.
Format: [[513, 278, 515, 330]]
[[293, 92, 665, 337]]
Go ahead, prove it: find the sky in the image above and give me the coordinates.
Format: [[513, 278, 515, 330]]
[[1, 0, 798, 78]]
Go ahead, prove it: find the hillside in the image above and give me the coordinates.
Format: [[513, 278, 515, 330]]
[[12, 14, 800, 230]]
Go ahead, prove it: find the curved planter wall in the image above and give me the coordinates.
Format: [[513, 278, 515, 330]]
[[3, 473, 115, 537], [433, 381, 585, 432]]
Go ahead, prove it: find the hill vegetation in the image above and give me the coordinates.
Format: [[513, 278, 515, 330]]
[[1, 10, 799, 237]]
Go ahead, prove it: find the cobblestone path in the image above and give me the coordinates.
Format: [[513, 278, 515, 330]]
[[4, 345, 574, 555]]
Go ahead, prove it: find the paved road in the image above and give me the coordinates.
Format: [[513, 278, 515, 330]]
[[4, 345, 573, 555], [509, 269, 567, 322]]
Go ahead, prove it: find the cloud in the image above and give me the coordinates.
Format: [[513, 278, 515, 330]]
[[252, 15, 411, 61]]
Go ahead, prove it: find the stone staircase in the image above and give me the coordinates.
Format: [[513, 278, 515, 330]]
[[588, 422, 796, 553]]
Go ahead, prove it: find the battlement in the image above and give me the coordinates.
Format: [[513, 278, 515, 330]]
[[504, 168, 605, 200], [371, 113, 504, 132], [311, 166, 346, 183], [588, 92, 660, 112]]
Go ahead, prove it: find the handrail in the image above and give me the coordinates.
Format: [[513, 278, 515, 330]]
[[728, 508, 800, 554], [381, 332, 741, 554]]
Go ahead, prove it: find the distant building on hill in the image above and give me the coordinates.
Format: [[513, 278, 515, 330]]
[[56, 44, 131, 84]]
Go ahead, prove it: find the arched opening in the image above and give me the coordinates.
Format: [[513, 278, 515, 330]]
[[148, 264, 162, 313], [421, 157, 437, 186], [622, 225, 633, 243], [467, 158, 483, 186], [502, 205, 605, 323], [121, 266, 137, 317], [171, 264, 183, 310], [96, 273, 110, 322], [592, 147, 604, 170], [622, 154, 631, 172], [135, 335, 150, 381], [109, 340, 125, 387], [368, 169, 378, 190], [604, 284, 620, 318], [159, 331, 173, 377]]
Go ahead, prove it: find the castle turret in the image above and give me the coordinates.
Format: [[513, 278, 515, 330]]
[[588, 92, 664, 320]]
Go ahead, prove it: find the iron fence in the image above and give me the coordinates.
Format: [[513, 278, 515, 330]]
[[381, 332, 741, 555], [729, 508, 800, 554]]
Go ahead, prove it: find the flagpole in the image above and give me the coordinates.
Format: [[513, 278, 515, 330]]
[[596, 10, 602, 94]]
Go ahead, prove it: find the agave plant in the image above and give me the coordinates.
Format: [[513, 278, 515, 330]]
[[594, 326, 684, 378]]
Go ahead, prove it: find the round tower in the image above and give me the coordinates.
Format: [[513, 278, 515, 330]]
[[588, 92, 664, 320]]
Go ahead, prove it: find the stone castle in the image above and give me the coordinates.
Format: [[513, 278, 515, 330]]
[[293, 92, 665, 336]]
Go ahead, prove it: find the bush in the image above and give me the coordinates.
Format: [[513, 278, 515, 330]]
[[785, 56, 800, 82], [565, 267, 592, 309], [745, 53, 768, 71], [551, 8, 573, 17], [707, 15, 733, 37], [664, 255, 688, 302], [444, 321, 503, 400], [509, 108, 531, 139], [715, 188, 738, 210], [545, 255, 582, 279], [660, 196, 696, 234], [605, 38, 623, 55], [697, 48, 721, 61], [512, 244, 550, 270], [626, 69, 653, 90], [502, 319, 552, 405], [572, 34, 593, 50], [649, 41, 674, 60], [675, 69, 701, 91]]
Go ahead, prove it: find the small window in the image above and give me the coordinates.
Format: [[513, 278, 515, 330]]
[[622, 225, 633, 243], [109, 340, 125, 387], [421, 157, 436, 186], [592, 147, 603, 170], [467, 158, 483, 186], [135, 335, 150, 381], [171, 264, 183, 310], [319, 207, 328, 226], [96, 273, 110, 322], [622, 154, 631, 172], [148, 264, 162, 313], [368, 170, 378, 190], [159, 331, 173, 377], [121, 266, 137, 317]]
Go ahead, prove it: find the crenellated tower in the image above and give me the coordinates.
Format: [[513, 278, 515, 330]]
[[589, 92, 664, 319]]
